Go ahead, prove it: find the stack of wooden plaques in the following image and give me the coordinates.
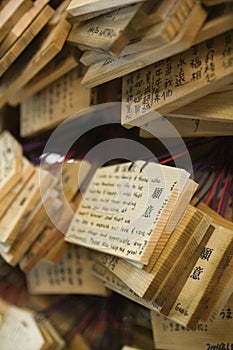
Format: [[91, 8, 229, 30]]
[[0, 0, 81, 111], [121, 29, 233, 136], [0, 0, 97, 139], [0, 0, 232, 139], [72, 0, 233, 88], [0, 259, 111, 349], [63, 160, 233, 330], [77, 0, 207, 85], [151, 292, 233, 350], [0, 131, 78, 271], [0, 1, 232, 346], [19, 65, 93, 138], [0, 0, 53, 80], [26, 244, 107, 296], [65, 0, 233, 138], [0, 129, 108, 296], [91, 206, 233, 328]]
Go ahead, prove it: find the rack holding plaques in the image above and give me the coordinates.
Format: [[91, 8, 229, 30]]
[[0, 0, 232, 349]]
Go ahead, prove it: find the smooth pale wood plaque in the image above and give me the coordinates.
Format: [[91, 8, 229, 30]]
[[0, 168, 55, 246], [0, 0, 49, 58], [92, 260, 160, 312], [81, 2, 206, 88], [20, 227, 64, 271], [0, 0, 33, 43], [152, 224, 214, 307], [80, 49, 112, 66], [200, 257, 233, 323], [19, 202, 72, 272], [79, 8, 233, 67], [20, 67, 91, 137], [67, 4, 142, 56], [166, 91, 233, 123], [0, 303, 46, 350], [0, 5, 54, 78], [162, 225, 233, 329], [66, 0, 147, 18], [145, 207, 212, 299], [146, 208, 211, 300], [0, 131, 23, 202], [143, 180, 198, 273], [194, 10, 233, 44], [0, 157, 35, 220], [122, 30, 233, 128], [195, 201, 233, 231], [8, 46, 79, 106], [93, 252, 156, 298], [26, 245, 107, 295], [1, 197, 61, 266], [139, 117, 233, 138], [67, 5, 123, 23], [151, 294, 233, 350], [115, 0, 204, 57], [0, 9, 71, 107], [132, 0, 179, 31], [66, 161, 191, 264], [89, 206, 211, 301]]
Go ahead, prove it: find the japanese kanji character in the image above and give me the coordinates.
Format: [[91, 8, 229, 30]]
[[152, 187, 163, 199], [190, 266, 204, 280], [143, 205, 154, 218], [200, 247, 214, 261], [191, 70, 202, 81], [177, 57, 186, 69]]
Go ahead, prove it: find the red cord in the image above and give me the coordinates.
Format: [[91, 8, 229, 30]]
[[205, 169, 224, 206], [217, 170, 231, 214], [160, 150, 188, 165]]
